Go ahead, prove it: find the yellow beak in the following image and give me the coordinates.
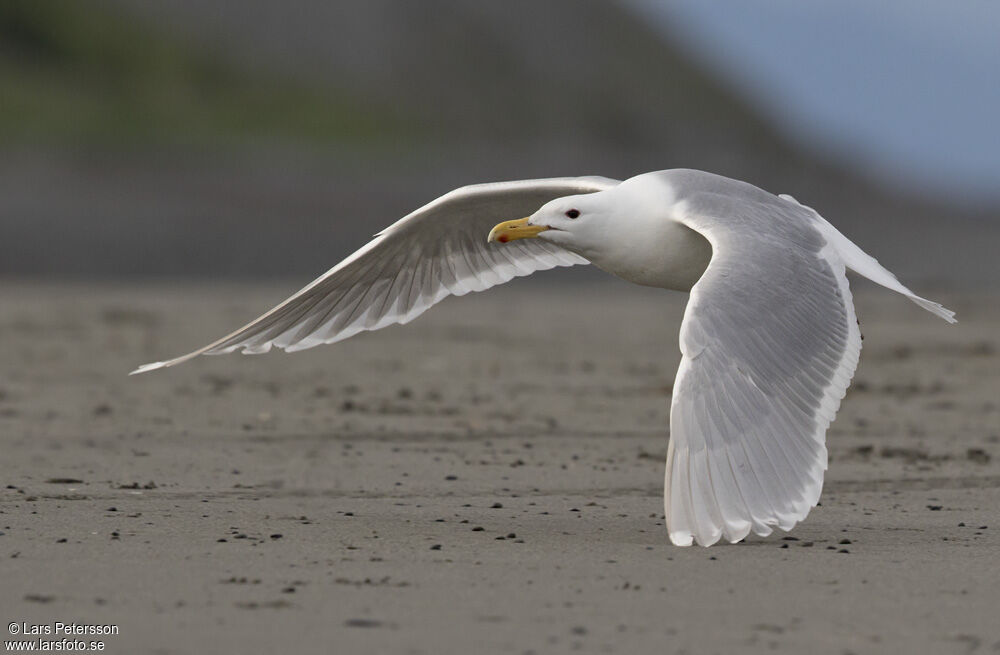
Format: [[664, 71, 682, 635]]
[[487, 217, 549, 244]]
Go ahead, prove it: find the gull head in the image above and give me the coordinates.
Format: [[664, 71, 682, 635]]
[[486, 191, 616, 259], [487, 176, 712, 291]]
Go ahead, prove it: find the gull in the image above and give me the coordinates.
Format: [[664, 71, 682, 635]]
[[132, 169, 955, 546]]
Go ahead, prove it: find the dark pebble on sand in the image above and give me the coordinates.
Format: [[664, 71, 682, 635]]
[[430, 544, 442, 550], [445, 475, 458, 481], [839, 549, 850, 554], [472, 527, 484, 532], [345, 619, 382, 628], [270, 534, 283, 540], [490, 503, 503, 509], [839, 538, 852, 544], [967, 448, 991, 464], [927, 505, 942, 511], [56, 538, 67, 543]]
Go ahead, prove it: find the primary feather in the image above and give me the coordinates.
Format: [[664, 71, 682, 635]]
[[131, 176, 617, 374]]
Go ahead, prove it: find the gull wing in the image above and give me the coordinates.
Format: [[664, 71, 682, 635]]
[[664, 176, 953, 546], [132, 176, 618, 374]]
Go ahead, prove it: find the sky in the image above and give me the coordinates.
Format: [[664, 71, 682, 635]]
[[628, 0, 1000, 208]]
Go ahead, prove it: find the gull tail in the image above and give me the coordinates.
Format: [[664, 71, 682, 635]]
[[781, 195, 957, 323]]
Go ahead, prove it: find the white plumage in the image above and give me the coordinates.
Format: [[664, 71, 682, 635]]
[[133, 169, 955, 546]]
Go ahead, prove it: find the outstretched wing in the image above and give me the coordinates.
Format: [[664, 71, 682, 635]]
[[133, 176, 618, 374], [665, 187, 863, 546]]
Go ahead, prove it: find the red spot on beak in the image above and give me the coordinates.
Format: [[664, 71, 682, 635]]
[[498, 235, 509, 243]]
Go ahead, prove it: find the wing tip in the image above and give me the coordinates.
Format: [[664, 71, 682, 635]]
[[129, 361, 166, 376], [665, 461, 825, 547]]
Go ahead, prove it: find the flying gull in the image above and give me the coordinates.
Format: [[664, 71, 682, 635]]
[[132, 169, 955, 546]]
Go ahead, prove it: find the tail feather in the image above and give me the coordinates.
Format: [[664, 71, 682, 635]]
[[905, 295, 956, 323], [780, 194, 957, 324]]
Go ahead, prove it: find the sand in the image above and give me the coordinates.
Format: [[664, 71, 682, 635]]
[[1, 278, 997, 654]]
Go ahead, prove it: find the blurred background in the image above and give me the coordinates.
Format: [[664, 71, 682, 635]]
[[2, 0, 998, 285]]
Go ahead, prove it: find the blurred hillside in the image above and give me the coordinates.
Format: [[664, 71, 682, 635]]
[[1, 0, 996, 284], [0, 2, 410, 146]]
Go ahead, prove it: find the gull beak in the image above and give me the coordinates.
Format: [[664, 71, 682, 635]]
[[487, 217, 550, 244]]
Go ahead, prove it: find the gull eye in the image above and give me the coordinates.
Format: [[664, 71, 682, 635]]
[[565, 209, 580, 219]]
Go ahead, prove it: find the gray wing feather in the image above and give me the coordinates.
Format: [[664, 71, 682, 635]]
[[132, 176, 618, 374], [666, 185, 862, 546]]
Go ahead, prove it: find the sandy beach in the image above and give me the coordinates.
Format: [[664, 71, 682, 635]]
[[1, 278, 997, 654]]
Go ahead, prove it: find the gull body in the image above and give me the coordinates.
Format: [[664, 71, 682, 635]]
[[134, 169, 955, 546]]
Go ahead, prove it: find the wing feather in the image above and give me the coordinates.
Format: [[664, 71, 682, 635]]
[[132, 177, 617, 374], [664, 188, 864, 546]]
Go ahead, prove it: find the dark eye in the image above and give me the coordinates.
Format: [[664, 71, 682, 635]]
[[565, 209, 580, 219]]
